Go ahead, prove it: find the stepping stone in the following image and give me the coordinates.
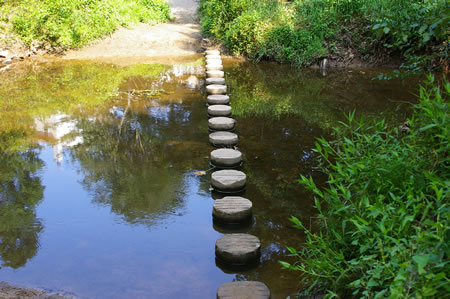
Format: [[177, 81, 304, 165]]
[[206, 64, 223, 71], [215, 234, 260, 265], [208, 95, 229, 105], [211, 170, 246, 192], [205, 50, 220, 56], [206, 59, 223, 66], [217, 281, 270, 299], [206, 77, 226, 85], [209, 131, 238, 147], [213, 196, 252, 223], [210, 148, 241, 167], [207, 84, 227, 95], [208, 105, 232, 117], [209, 117, 235, 131], [205, 54, 221, 60], [207, 70, 224, 78]]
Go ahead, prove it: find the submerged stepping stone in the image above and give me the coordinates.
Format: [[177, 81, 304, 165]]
[[205, 50, 220, 56], [211, 169, 246, 192], [217, 281, 270, 299], [205, 54, 221, 60], [215, 233, 260, 265], [213, 196, 252, 223], [207, 84, 227, 95], [211, 148, 241, 167], [206, 77, 226, 85], [209, 131, 238, 147], [206, 64, 223, 71], [207, 95, 230, 105], [208, 105, 232, 117], [209, 117, 235, 131]]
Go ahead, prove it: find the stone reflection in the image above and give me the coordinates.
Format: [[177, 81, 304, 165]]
[[0, 146, 44, 269]]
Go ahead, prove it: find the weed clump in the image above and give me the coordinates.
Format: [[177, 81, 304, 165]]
[[282, 75, 449, 297]]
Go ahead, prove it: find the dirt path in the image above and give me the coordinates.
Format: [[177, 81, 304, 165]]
[[64, 0, 202, 63]]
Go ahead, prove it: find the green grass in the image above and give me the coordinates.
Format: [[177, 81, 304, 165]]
[[199, 0, 449, 69], [281, 75, 449, 297], [0, 0, 170, 50]]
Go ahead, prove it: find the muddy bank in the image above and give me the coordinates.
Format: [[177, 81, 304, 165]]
[[0, 282, 72, 299]]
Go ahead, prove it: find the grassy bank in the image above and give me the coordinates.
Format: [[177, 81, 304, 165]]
[[0, 0, 170, 51], [199, 0, 449, 70], [282, 76, 449, 297]]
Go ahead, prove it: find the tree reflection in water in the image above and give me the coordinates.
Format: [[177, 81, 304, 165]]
[[0, 146, 44, 269]]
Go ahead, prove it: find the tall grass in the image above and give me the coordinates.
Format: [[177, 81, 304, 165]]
[[0, 0, 170, 50], [281, 76, 449, 297]]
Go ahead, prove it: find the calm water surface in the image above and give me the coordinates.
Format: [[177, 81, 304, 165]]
[[0, 58, 419, 298]]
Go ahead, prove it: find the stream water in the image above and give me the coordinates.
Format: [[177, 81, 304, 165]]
[[0, 57, 419, 298]]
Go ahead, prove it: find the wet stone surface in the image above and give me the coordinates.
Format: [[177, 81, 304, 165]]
[[205, 50, 220, 56], [210, 148, 241, 167], [213, 196, 252, 223], [207, 95, 229, 105], [206, 64, 223, 71], [211, 169, 246, 192], [205, 77, 225, 85], [206, 84, 227, 95], [208, 104, 232, 117], [215, 234, 261, 265], [209, 131, 238, 147], [206, 70, 224, 78], [217, 281, 270, 299], [208, 117, 235, 131]]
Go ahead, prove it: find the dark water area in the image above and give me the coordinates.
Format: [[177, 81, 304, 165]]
[[0, 58, 420, 298]]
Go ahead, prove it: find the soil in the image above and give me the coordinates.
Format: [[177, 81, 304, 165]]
[[63, 0, 205, 65], [0, 282, 71, 299]]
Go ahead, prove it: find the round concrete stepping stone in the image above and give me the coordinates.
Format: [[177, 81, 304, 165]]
[[217, 281, 270, 299], [207, 84, 227, 95], [207, 70, 224, 79], [209, 131, 238, 147], [206, 59, 223, 65], [213, 196, 252, 223], [206, 64, 223, 71], [215, 234, 260, 265], [208, 105, 232, 117], [205, 50, 220, 56], [208, 95, 230, 105], [209, 117, 235, 131], [210, 148, 241, 167], [211, 170, 246, 192], [206, 77, 226, 85], [205, 54, 221, 60]]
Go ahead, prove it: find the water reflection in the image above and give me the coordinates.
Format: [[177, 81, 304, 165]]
[[0, 148, 44, 269]]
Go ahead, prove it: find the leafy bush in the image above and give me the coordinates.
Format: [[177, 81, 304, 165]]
[[281, 76, 449, 297], [200, 0, 448, 68], [1, 0, 170, 50]]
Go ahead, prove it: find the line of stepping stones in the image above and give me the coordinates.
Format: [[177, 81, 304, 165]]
[[204, 50, 271, 299]]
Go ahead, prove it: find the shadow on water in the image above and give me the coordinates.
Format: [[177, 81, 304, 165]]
[[0, 58, 421, 298]]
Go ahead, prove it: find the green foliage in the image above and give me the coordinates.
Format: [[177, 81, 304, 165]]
[[1, 0, 170, 49], [200, 0, 448, 68], [282, 76, 449, 297]]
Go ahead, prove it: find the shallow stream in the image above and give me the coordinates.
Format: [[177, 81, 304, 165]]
[[0, 57, 419, 298]]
